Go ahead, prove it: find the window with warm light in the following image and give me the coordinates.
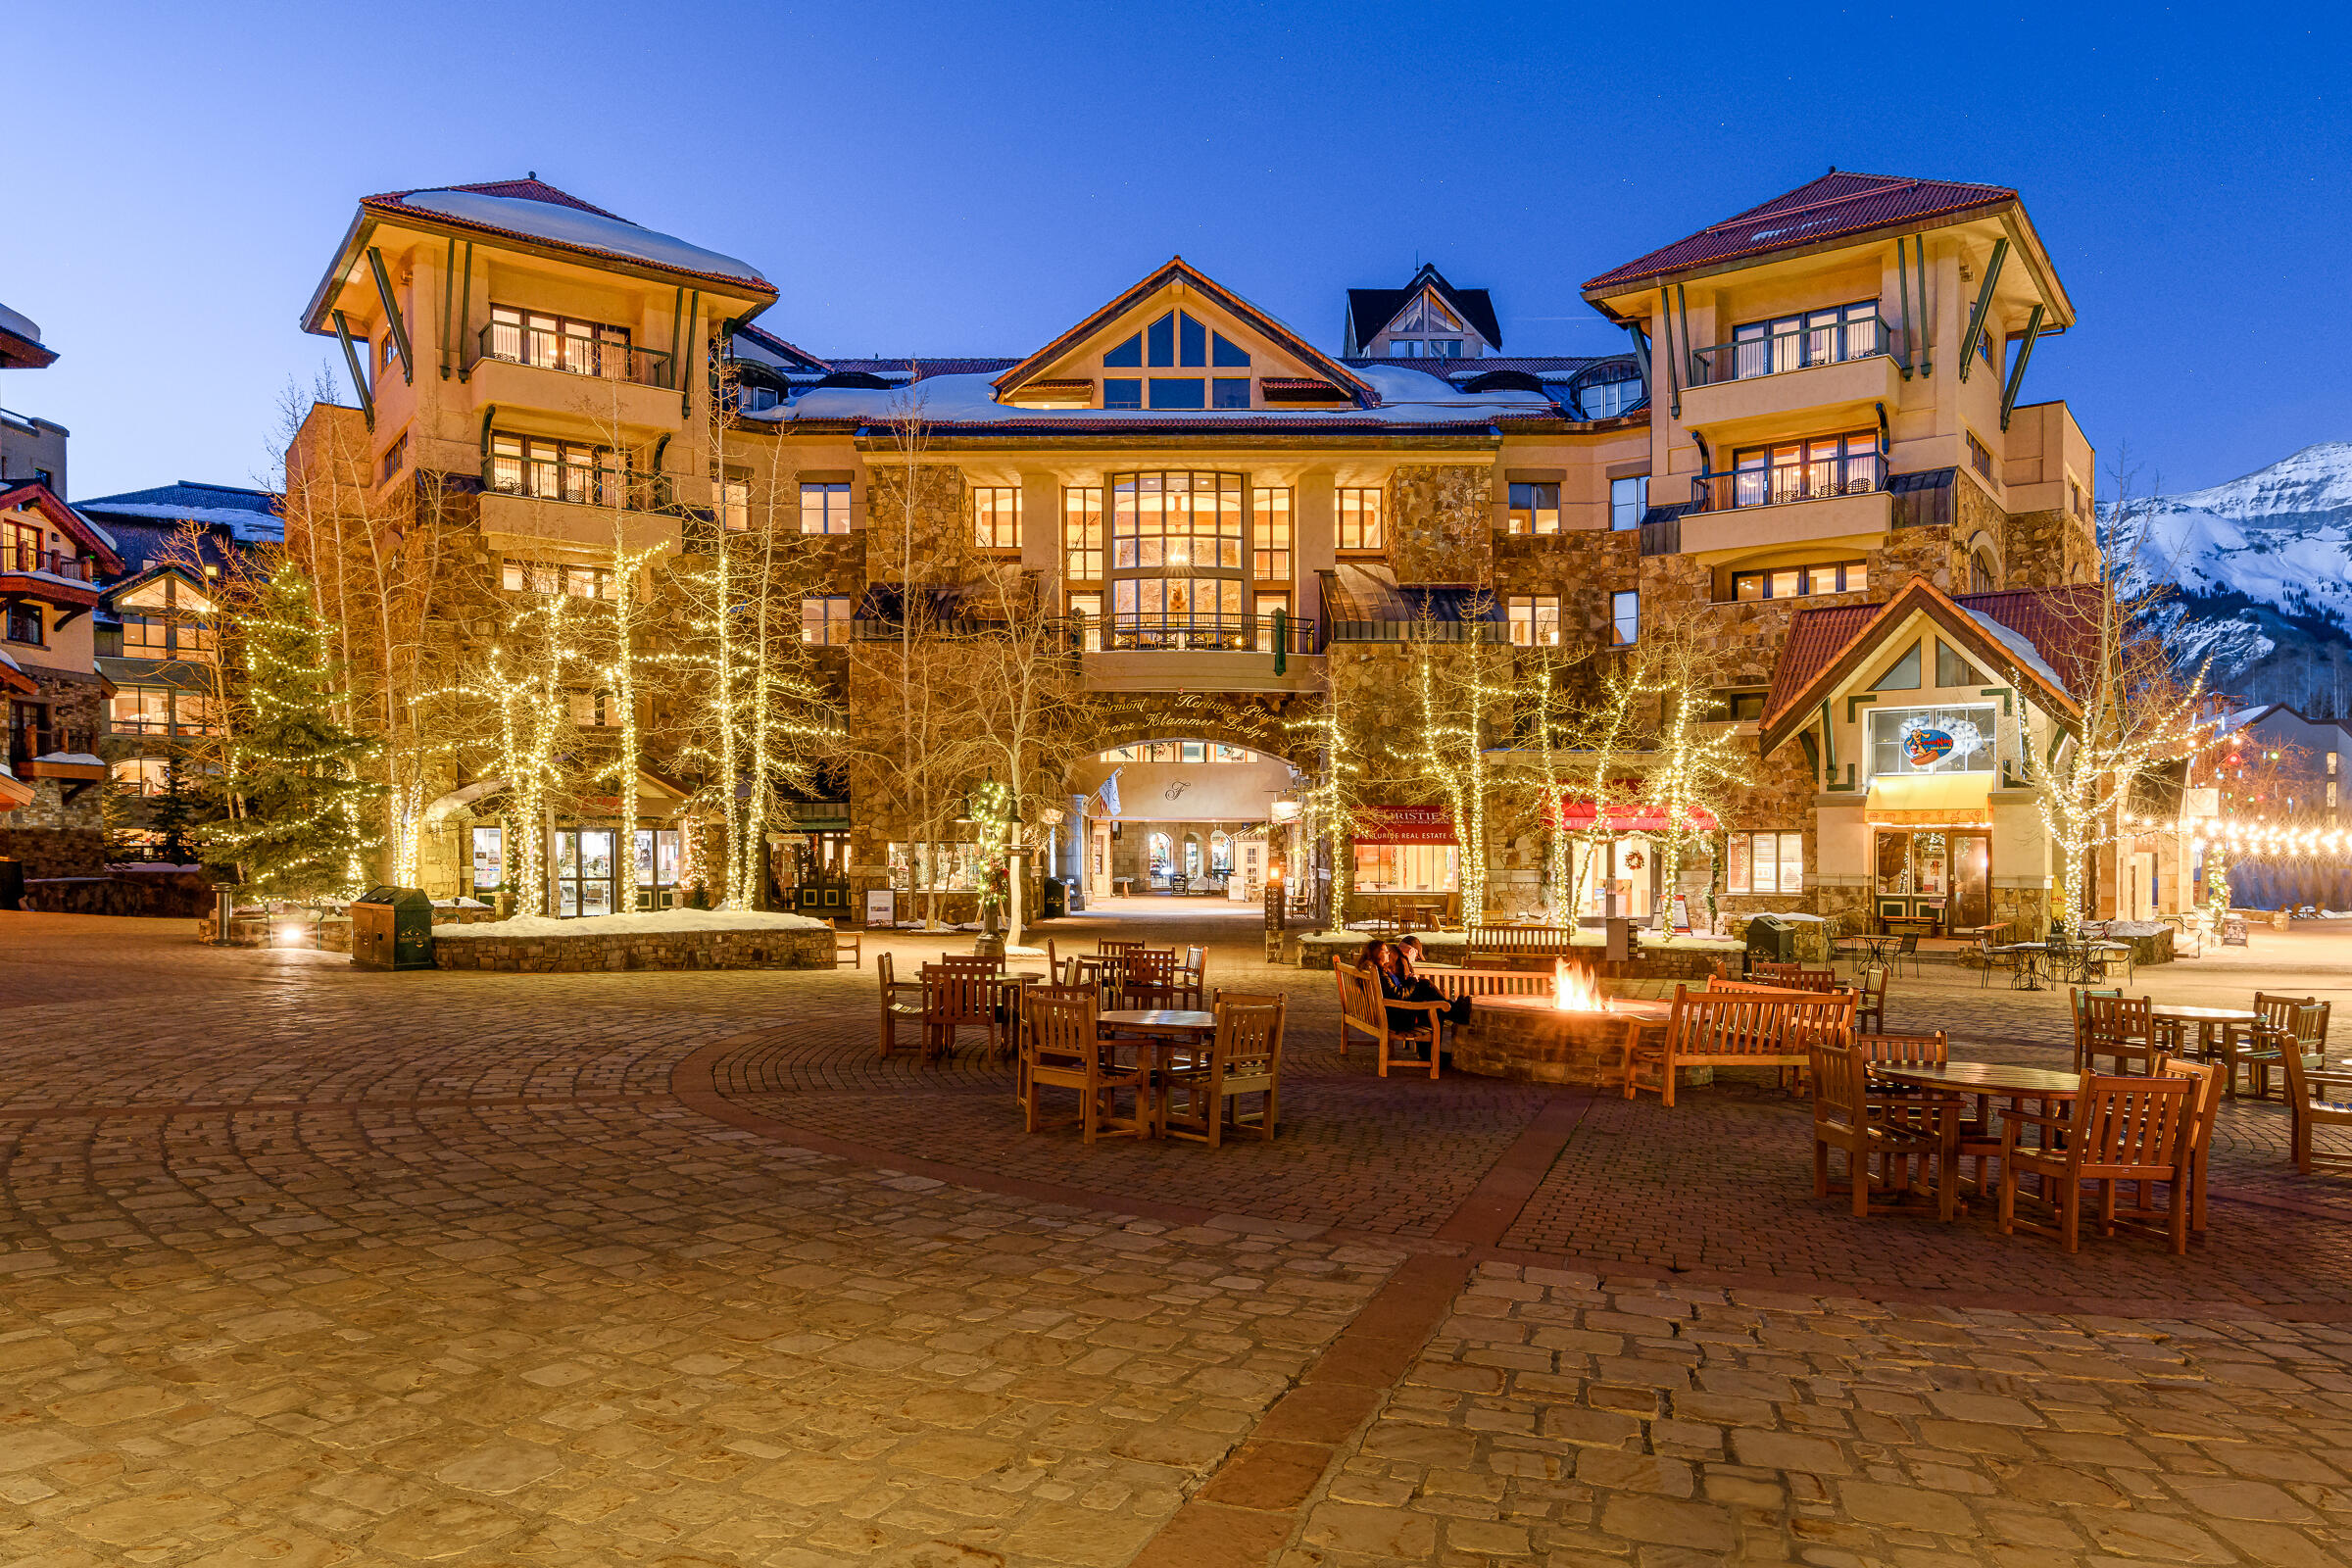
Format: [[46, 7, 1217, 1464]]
[[801, 595, 852, 645], [1251, 488, 1291, 581], [1062, 487, 1103, 581], [1507, 482, 1559, 535], [1507, 596, 1560, 646], [800, 481, 851, 534], [972, 486, 1021, 551], [1337, 487, 1383, 550]]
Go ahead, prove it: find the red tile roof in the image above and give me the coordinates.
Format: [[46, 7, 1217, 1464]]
[[1759, 578, 2102, 752], [1584, 172, 2018, 296]]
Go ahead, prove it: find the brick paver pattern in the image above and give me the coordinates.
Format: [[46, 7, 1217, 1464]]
[[3, 906, 2352, 1565]]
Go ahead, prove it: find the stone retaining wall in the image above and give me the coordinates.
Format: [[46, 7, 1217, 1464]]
[[433, 926, 833, 973]]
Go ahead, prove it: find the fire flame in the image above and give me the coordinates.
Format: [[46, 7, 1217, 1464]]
[[1552, 957, 1609, 1012]]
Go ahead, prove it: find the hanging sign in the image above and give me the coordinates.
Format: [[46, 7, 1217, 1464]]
[[1902, 728, 1955, 768]]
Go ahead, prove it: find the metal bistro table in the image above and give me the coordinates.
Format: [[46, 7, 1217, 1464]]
[[1999, 942, 2049, 991], [1837, 932, 1901, 972], [1099, 1008, 1217, 1139]]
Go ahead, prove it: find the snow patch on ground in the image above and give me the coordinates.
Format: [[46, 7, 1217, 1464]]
[[435, 907, 828, 940], [397, 190, 767, 285]]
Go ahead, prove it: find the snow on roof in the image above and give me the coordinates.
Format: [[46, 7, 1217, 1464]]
[[1962, 606, 2071, 697], [33, 752, 104, 767], [395, 189, 767, 286], [0, 646, 19, 671], [79, 500, 282, 544], [0, 302, 41, 345], [753, 363, 1552, 428]]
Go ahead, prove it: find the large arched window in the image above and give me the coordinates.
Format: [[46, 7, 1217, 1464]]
[[1108, 472, 1245, 649]]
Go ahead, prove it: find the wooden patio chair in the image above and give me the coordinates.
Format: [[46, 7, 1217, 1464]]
[[1020, 987, 1146, 1144], [1334, 960, 1443, 1080], [2241, 991, 2321, 1100], [2070, 985, 2122, 1065], [2077, 994, 2158, 1076], [1999, 1072, 2197, 1253], [1164, 992, 1286, 1146], [919, 962, 996, 1061], [1097, 938, 1145, 959], [1121, 948, 1181, 1010], [1069, 954, 1124, 1009], [2111, 1058, 2219, 1236], [875, 952, 925, 1060], [1859, 1028, 1994, 1190], [1757, 961, 1804, 987], [1810, 1037, 1956, 1221], [2279, 1004, 2352, 1175], [1174, 946, 1207, 1009], [1853, 967, 1888, 1035], [835, 929, 861, 968]]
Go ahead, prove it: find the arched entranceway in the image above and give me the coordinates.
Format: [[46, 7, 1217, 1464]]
[[1064, 734, 1300, 905]]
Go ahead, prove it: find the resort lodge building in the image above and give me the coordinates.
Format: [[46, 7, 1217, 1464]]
[[294, 168, 2171, 934]]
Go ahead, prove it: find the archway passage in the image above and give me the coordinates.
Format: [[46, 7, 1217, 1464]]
[[1064, 735, 1298, 905]]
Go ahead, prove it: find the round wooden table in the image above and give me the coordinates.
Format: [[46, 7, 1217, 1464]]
[[1099, 1009, 1217, 1138], [1871, 1061, 2082, 1098], [2151, 1005, 2263, 1094]]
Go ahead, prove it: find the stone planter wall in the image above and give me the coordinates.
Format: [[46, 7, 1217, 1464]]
[[434, 926, 833, 973]]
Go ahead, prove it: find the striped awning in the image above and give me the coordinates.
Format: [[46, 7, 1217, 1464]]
[[1865, 771, 1994, 826]]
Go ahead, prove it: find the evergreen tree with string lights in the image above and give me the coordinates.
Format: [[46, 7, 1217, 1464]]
[[203, 563, 381, 899]]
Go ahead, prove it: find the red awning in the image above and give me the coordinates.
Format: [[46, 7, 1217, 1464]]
[[1353, 806, 1456, 845], [1556, 801, 1720, 833]]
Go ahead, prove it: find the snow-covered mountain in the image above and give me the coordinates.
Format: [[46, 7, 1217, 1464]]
[[2114, 442, 2352, 713]]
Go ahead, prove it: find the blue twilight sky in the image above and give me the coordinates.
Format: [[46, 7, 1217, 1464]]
[[3, 1, 2344, 502]]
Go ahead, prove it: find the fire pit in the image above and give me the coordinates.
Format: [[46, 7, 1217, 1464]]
[[1452, 960, 1672, 1087]]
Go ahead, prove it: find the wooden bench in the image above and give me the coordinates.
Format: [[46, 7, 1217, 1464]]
[[1626, 983, 1856, 1107], [1413, 964, 1554, 1002], [1466, 925, 1580, 967], [1335, 960, 1443, 1080]]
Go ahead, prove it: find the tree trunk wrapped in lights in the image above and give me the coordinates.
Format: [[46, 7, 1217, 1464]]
[[1410, 605, 1509, 928]]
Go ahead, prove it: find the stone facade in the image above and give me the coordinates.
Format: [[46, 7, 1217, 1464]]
[[1386, 466, 1491, 584], [861, 464, 969, 583]]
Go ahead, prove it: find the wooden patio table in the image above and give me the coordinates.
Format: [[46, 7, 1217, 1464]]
[[1099, 1008, 1217, 1138], [1869, 1061, 2083, 1200]]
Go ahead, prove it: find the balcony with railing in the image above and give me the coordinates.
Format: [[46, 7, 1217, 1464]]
[[474, 320, 672, 389], [1677, 451, 1894, 556], [0, 544, 95, 583], [481, 458, 673, 514], [9, 724, 100, 777], [1681, 314, 1904, 432]]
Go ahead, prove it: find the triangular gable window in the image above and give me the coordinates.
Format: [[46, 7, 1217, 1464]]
[[1105, 313, 1254, 371], [1935, 640, 1986, 688], [1871, 641, 1922, 692], [1390, 289, 1464, 336]]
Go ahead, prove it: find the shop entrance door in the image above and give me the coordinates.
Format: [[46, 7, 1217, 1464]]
[[1951, 833, 1991, 930], [555, 829, 618, 916]]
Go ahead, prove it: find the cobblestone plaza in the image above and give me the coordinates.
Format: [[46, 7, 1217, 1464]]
[[5, 909, 2352, 1565]]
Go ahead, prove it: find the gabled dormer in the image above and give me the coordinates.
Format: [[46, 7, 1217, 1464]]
[[992, 258, 1377, 412], [1344, 266, 1499, 359]]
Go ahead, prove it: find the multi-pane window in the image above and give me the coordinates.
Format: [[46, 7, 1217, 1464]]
[[721, 475, 750, 531], [487, 433, 622, 507], [1611, 590, 1639, 647], [111, 758, 170, 796], [1251, 488, 1292, 581], [501, 560, 618, 600], [1253, 592, 1291, 652], [1610, 475, 1648, 530], [1576, 373, 1642, 419], [1110, 473, 1242, 571], [1867, 704, 1998, 781], [1507, 596, 1561, 647], [485, 304, 635, 380], [175, 692, 220, 735], [5, 602, 41, 645], [1727, 431, 1880, 508], [1721, 301, 1882, 381], [1099, 741, 1263, 763], [801, 595, 852, 646], [1106, 473, 1246, 645], [1383, 291, 1467, 358], [1967, 429, 1994, 480], [1149, 379, 1205, 410], [381, 431, 408, 483], [1726, 831, 1804, 895], [1067, 591, 1102, 651], [1337, 487, 1383, 551], [973, 486, 1021, 551], [1731, 560, 1868, 601], [1507, 483, 1560, 535], [109, 687, 171, 733], [1104, 312, 1250, 370], [1063, 487, 1104, 581], [568, 691, 619, 728], [121, 614, 170, 656], [801, 481, 852, 534], [1712, 690, 1768, 722], [1212, 377, 1251, 409], [2, 518, 45, 571]]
